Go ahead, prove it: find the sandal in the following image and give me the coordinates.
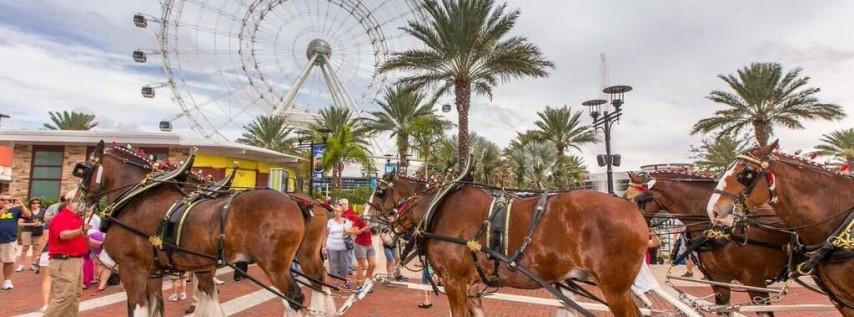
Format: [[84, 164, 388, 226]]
[[418, 303, 432, 309], [90, 288, 107, 296]]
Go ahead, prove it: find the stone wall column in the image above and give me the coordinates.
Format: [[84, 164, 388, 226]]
[[9, 144, 32, 198]]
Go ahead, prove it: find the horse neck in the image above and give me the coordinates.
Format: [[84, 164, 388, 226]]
[[105, 163, 150, 203], [770, 160, 854, 244], [117, 183, 186, 232], [652, 180, 714, 216]]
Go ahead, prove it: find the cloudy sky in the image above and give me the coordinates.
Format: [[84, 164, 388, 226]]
[[2, 0, 854, 173]]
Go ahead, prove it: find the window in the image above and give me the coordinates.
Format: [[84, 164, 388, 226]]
[[30, 146, 64, 200]]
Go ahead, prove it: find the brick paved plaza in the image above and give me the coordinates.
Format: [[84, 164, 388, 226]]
[[1, 244, 842, 317]]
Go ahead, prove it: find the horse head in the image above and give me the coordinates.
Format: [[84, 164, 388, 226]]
[[708, 140, 779, 226], [72, 140, 154, 208], [624, 171, 660, 215], [367, 172, 428, 221]]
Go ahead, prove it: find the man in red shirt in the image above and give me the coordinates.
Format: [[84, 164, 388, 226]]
[[44, 191, 88, 317]]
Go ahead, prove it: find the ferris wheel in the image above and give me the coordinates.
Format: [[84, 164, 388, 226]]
[[133, 0, 424, 146]]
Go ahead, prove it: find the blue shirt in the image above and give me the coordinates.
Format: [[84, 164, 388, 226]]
[[0, 207, 23, 243]]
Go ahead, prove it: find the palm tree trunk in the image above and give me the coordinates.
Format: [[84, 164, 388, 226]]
[[455, 80, 471, 174], [753, 121, 770, 147], [398, 134, 409, 173]]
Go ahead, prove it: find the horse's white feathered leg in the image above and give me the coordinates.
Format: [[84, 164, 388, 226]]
[[193, 288, 226, 317]]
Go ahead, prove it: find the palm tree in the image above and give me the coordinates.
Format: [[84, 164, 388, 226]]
[[236, 115, 297, 154], [504, 130, 540, 155], [815, 128, 854, 168], [310, 106, 367, 140], [43, 111, 98, 130], [379, 0, 553, 172], [533, 106, 596, 155], [321, 125, 374, 188], [470, 134, 503, 185], [411, 116, 452, 179], [507, 141, 557, 189], [427, 132, 501, 184], [552, 155, 588, 188], [365, 86, 451, 168], [692, 62, 845, 146], [689, 134, 754, 175]]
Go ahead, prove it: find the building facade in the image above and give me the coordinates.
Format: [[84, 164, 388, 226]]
[[0, 130, 302, 201]]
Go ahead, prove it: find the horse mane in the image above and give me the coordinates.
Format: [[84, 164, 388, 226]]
[[648, 170, 716, 181], [107, 143, 154, 169], [772, 151, 854, 180]]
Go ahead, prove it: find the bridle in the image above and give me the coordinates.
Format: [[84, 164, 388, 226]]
[[714, 152, 778, 224], [72, 146, 160, 219]]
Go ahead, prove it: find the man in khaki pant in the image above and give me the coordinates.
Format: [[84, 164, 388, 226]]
[[44, 191, 88, 317]]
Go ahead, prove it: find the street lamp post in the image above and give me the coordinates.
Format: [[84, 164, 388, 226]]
[[583, 85, 632, 194]]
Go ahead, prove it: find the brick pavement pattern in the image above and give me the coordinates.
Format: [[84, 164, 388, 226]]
[[1, 264, 842, 317]]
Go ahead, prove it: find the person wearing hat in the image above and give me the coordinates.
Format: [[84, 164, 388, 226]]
[[44, 190, 89, 317], [1, 193, 32, 290]]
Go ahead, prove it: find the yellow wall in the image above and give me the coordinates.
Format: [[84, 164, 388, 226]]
[[193, 154, 298, 190]]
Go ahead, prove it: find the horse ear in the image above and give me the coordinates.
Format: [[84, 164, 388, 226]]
[[770, 139, 780, 150], [94, 140, 105, 159], [627, 171, 641, 183]]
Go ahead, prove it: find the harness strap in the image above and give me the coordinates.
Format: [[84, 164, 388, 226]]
[[508, 193, 550, 270], [218, 193, 238, 266]]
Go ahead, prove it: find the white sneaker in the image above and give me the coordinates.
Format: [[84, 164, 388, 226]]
[[15, 265, 23, 272], [38, 305, 48, 313], [214, 277, 225, 285], [2, 280, 12, 290], [168, 293, 178, 302], [179, 292, 187, 301]]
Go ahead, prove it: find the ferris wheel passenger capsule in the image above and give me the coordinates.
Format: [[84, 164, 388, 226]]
[[133, 14, 147, 28], [132, 50, 147, 63], [159, 121, 172, 132], [141, 86, 155, 98]]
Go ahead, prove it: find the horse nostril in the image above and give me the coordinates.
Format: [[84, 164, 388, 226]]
[[713, 211, 719, 217]]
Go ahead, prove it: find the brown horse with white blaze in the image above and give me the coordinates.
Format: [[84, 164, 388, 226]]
[[370, 175, 649, 317], [625, 171, 789, 316], [708, 140, 854, 316], [75, 142, 308, 317]]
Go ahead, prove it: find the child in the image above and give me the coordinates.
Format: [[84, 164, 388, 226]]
[[168, 274, 188, 302]]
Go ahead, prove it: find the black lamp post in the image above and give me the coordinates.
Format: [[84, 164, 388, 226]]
[[297, 128, 332, 196], [583, 84, 632, 194]]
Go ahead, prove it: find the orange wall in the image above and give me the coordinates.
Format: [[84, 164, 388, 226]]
[[0, 146, 11, 167]]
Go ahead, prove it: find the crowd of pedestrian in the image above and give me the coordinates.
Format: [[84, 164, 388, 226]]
[[0, 191, 122, 316]]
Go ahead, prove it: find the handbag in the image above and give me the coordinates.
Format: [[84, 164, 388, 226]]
[[343, 219, 355, 250], [344, 236, 355, 250]]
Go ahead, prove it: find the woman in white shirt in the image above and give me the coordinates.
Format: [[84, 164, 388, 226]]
[[326, 205, 353, 289]]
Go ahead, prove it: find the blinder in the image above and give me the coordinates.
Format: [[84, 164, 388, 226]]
[[736, 166, 759, 187], [72, 162, 97, 190]]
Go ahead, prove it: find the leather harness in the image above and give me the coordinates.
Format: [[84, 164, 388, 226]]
[[398, 158, 599, 317]]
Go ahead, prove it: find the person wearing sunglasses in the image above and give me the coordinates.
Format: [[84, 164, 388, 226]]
[[1, 193, 33, 290], [17, 198, 46, 273]]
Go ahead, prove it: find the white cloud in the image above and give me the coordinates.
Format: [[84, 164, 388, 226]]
[[2, 0, 854, 175]]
